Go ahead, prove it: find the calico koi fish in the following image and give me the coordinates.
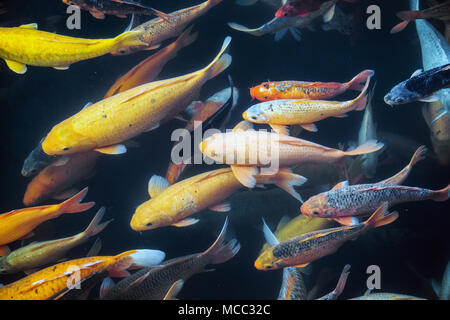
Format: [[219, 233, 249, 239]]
[[254, 203, 398, 270], [199, 121, 383, 188], [0, 188, 95, 256], [41, 37, 231, 156], [243, 70, 373, 134], [0, 207, 111, 274], [0, 23, 146, 74], [130, 167, 306, 231], [249, 70, 373, 102]]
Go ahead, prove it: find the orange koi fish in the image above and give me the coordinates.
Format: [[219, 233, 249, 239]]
[[41, 37, 231, 156], [0, 188, 95, 256], [23, 152, 100, 206], [199, 121, 384, 188], [255, 203, 398, 270], [249, 70, 373, 102], [104, 26, 198, 98], [244, 70, 374, 134], [112, 0, 224, 55], [0, 248, 165, 300]]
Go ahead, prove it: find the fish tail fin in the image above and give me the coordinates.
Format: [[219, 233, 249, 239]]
[[343, 140, 384, 156], [274, 168, 307, 203], [346, 70, 375, 91], [174, 25, 199, 50], [432, 185, 450, 202], [80, 207, 112, 240], [364, 202, 399, 229], [351, 72, 374, 111], [113, 249, 166, 275], [58, 187, 95, 214], [201, 217, 241, 265], [113, 30, 147, 49], [408, 145, 427, 168], [204, 37, 232, 80], [390, 11, 420, 33]]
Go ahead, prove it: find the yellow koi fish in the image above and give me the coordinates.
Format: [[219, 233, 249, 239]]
[[0, 23, 146, 74], [41, 37, 232, 156], [0, 207, 111, 274], [130, 167, 306, 231]]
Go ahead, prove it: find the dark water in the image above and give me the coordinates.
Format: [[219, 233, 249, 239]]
[[0, 0, 448, 300]]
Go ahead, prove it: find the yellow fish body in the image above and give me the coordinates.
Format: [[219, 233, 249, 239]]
[[0, 23, 146, 74], [41, 37, 232, 156], [0, 207, 110, 274]]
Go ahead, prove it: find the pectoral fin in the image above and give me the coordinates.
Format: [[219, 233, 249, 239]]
[[270, 124, 289, 135], [172, 218, 200, 227], [334, 216, 359, 226], [89, 9, 105, 19], [209, 202, 231, 212], [95, 144, 127, 155], [293, 263, 310, 268], [4, 59, 27, 74], [233, 120, 253, 132], [163, 280, 184, 300], [332, 180, 349, 189], [53, 66, 70, 70], [19, 23, 38, 29], [148, 175, 170, 198], [231, 165, 258, 188], [419, 94, 440, 103], [300, 123, 318, 132], [323, 4, 335, 23]]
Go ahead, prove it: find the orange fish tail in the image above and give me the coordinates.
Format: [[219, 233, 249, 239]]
[[346, 70, 374, 91], [432, 185, 450, 202], [364, 202, 399, 229], [343, 140, 384, 156], [408, 145, 427, 168], [58, 187, 95, 214]]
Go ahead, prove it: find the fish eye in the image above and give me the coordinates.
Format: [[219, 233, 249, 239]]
[[250, 115, 258, 120], [119, 49, 126, 54], [263, 84, 269, 89], [265, 265, 272, 269], [146, 222, 153, 227], [62, 147, 70, 151], [312, 211, 320, 215]]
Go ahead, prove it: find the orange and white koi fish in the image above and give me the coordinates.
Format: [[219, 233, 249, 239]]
[[104, 26, 198, 98], [0, 23, 146, 74], [254, 203, 398, 270], [199, 121, 384, 188], [244, 70, 374, 134], [112, 0, 224, 55], [23, 152, 100, 206], [0, 248, 165, 300], [130, 167, 307, 231], [0, 188, 95, 256], [0, 207, 111, 274], [249, 70, 373, 102], [41, 37, 232, 156], [301, 146, 450, 225]]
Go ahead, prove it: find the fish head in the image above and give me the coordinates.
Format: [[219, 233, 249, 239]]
[[300, 194, 336, 218], [198, 133, 227, 164], [21, 139, 54, 177], [250, 83, 273, 102], [242, 105, 270, 124], [42, 122, 96, 156], [130, 200, 172, 231], [384, 83, 418, 106], [254, 248, 286, 271]]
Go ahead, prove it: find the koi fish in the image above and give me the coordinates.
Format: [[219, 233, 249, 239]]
[[301, 146, 450, 225], [130, 167, 306, 231], [249, 70, 373, 102], [41, 37, 232, 156], [21, 140, 58, 177], [384, 64, 450, 106], [0, 188, 95, 256], [0, 207, 111, 274], [243, 70, 373, 134], [228, 0, 338, 41], [254, 202, 398, 270], [391, 0, 450, 34], [100, 217, 240, 300], [0, 23, 146, 74], [23, 152, 100, 206], [112, 0, 224, 55], [104, 26, 198, 98], [0, 248, 165, 300], [62, 0, 170, 20], [199, 121, 383, 188]]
